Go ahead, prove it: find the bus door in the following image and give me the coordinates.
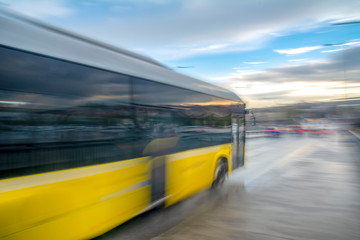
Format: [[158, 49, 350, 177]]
[[232, 114, 245, 169], [143, 136, 179, 204]]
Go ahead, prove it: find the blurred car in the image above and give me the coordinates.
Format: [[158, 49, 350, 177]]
[[306, 128, 329, 136], [283, 125, 305, 134], [264, 127, 280, 137]]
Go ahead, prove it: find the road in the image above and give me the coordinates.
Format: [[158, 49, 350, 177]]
[[96, 131, 360, 240]]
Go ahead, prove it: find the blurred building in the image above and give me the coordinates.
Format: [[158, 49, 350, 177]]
[[246, 99, 360, 128]]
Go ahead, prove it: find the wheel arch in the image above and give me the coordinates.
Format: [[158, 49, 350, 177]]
[[212, 154, 229, 182]]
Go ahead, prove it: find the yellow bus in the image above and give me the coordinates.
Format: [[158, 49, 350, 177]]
[[0, 8, 245, 240]]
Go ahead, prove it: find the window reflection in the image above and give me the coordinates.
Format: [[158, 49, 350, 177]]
[[0, 46, 244, 179], [0, 47, 133, 179], [132, 78, 235, 153], [0, 46, 130, 99]]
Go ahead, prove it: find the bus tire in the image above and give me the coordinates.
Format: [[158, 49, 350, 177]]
[[211, 158, 228, 189]]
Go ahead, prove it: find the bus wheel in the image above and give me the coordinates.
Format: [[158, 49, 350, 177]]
[[211, 158, 228, 188]]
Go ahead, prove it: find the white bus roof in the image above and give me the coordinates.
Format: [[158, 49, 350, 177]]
[[0, 7, 243, 103]]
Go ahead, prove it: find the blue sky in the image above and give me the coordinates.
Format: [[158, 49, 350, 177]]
[[2, 0, 359, 108]]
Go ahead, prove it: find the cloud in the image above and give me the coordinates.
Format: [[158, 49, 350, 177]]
[[289, 59, 307, 62], [330, 17, 360, 24], [193, 44, 229, 52], [247, 46, 359, 82], [18, 0, 358, 60], [321, 49, 343, 53], [344, 41, 360, 46], [223, 45, 360, 107], [274, 46, 322, 55], [0, 0, 73, 19], [244, 90, 292, 100]]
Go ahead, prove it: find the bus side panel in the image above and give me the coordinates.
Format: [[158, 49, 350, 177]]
[[165, 144, 231, 207], [0, 158, 151, 240]]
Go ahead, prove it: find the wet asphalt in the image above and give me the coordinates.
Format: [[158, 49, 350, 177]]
[[97, 131, 360, 240]]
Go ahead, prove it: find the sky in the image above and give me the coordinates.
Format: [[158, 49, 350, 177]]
[[1, 0, 360, 108]]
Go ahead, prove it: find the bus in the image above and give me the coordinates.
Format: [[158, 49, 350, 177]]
[[0, 8, 245, 240]]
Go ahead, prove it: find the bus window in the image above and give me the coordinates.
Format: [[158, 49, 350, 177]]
[[131, 77, 235, 154], [0, 46, 139, 179]]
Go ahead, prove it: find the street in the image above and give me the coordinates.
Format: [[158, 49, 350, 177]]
[[96, 131, 360, 240]]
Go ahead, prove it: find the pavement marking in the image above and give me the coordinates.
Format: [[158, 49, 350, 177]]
[[349, 130, 360, 140], [245, 146, 272, 157], [244, 142, 315, 187]]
